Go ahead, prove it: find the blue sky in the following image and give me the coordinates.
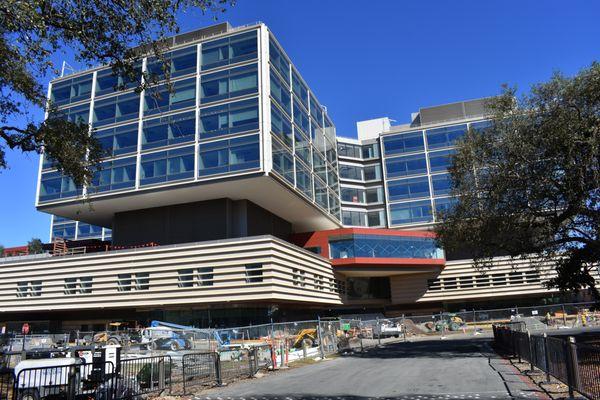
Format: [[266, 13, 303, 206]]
[[1, 0, 599, 247]]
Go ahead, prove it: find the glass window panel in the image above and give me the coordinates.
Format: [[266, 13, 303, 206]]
[[143, 111, 195, 149], [294, 130, 311, 166], [271, 104, 293, 147], [89, 157, 136, 193], [200, 98, 259, 139], [434, 197, 458, 218], [342, 210, 365, 227], [385, 154, 427, 178], [339, 164, 362, 180], [270, 69, 291, 116], [292, 68, 309, 108], [330, 234, 443, 259], [426, 124, 467, 149], [201, 64, 257, 104], [367, 211, 384, 227], [431, 173, 452, 196], [269, 39, 290, 84], [202, 31, 257, 70], [272, 139, 294, 184], [341, 187, 365, 203], [199, 135, 260, 176], [383, 131, 424, 155], [295, 162, 313, 199], [388, 176, 431, 201], [389, 200, 433, 225], [428, 149, 456, 172], [364, 164, 381, 181]]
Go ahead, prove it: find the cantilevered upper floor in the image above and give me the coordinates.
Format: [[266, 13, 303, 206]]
[[37, 22, 341, 234]]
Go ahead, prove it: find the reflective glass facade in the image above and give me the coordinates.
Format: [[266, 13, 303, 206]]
[[39, 24, 341, 223], [329, 234, 443, 259]]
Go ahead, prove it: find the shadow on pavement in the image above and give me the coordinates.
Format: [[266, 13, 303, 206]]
[[193, 393, 513, 400], [346, 337, 495, 359]]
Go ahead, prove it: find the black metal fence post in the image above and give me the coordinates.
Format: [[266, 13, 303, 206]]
[[543, 333, 551, 383], [565, 336, 580, 398], [215, 352, 223, 386]]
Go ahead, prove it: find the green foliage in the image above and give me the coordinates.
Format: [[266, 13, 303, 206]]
[[27, 238, 44, 254], [435, 62, 600, 299], [0, 0, 233, 186], [0, 245, 4, 257]]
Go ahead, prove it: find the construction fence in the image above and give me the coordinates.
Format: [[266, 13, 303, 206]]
[[493, 323, 600, 400]]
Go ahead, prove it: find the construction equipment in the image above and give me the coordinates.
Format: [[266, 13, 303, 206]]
[[292, 329, 318, 348]]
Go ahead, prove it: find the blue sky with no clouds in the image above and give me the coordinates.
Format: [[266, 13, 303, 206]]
[[1, 0, 599, 247]]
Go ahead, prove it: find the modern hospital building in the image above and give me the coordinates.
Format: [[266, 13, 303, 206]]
[[0, 22, 593, 331]]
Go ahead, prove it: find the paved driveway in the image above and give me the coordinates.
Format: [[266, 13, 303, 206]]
[[194, 338, 548, 400]]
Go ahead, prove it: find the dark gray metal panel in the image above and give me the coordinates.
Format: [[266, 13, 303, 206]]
[[419, 98, 489, 126]]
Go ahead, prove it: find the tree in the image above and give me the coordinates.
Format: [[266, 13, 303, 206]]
[[435, 62, 600, 300], [0, 0, 233, 187], [0, 244, 4, 257], [27, 238, 44, 254]]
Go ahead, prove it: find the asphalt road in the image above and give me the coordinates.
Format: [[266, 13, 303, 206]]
[[194, 338, 547, 400]]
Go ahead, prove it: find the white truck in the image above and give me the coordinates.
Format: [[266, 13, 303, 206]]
[[12, 345, 122, 400]]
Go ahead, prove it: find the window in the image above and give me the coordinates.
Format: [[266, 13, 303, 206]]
[[367, 210, 385, 227], [145, 78, 196, 115], [270, 69, 291, 116], [64, 277, 93, 294], [296, 162, 313, 199], [294, 130, 311, 166], [199, 267, 214, 287], [178, 269, 194, 288], [271, 103, 293, 147], [329, 234, 443, 259], [292, 68, 308, 108], [428, 149, 456, 172], [118, 274, 132, 291], [202, 31, 257, 70], [470, 120, 493, 132], [292, 269, 306, 287], [272, 139, 294, 184], [339, 164, 362, 180], [143, 111, 195, 149], [50, 104, 90, 126], [16, 281, 42, 297], [366, 187, 383, 203], [426, 124, 467, 149], [200, 98, 259, 139], [335, 279, 346, 295], [39, 172, 81, 202], [387, 176, 430, 201], [89, 157, 136, 193], [93, 92, 139, 127], [201, 64, 257, 104], [434, 197, 458, 218], [269, 39, 290, 83], [313, 151, 327, 183], [95, 63, 142, 96], [362, 143, 379, 159], [95, 123, 138, 156], [147, 45, 197, 80], [327, 167, 339, 192], [443, 277, 458, 290], [309, 95, 323, 126], [342, 210, 366, 227], [341, 187, 365, 203], [475, 275, 491, 287], [315, 177, 328, 210], [77, 223, 103, 239], [52, 222, 76, 240], [50, 74, 93, 106], [140, 146, 195, 185], [427, 279, 442, 291], [525, 270, 541, 283], [364, 165, 381, 181], [198, 134, 260, 176], [337, 142, 361, 158], [389, 200, 433, 225], [492, 273, 507, 286], [329, 190, 340, 218], [508, 272, 525, 285], [293, 100, 310, 135], [431, 173, 452, 196], [135, 273, 150, 290], [245, 264, 263, 283], [383, 131, 424, 155], [385, 154, 427, 178]]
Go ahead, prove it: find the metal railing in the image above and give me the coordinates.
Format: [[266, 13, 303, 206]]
[[181, 346, 272, 394], [120, 355, 171, 396], [492, 324, 600, 399]]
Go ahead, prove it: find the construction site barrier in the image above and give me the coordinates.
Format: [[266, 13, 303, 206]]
[[492, 324, 600, 399], [120, 355, 171, 397], [182, 352, 218, 394]]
